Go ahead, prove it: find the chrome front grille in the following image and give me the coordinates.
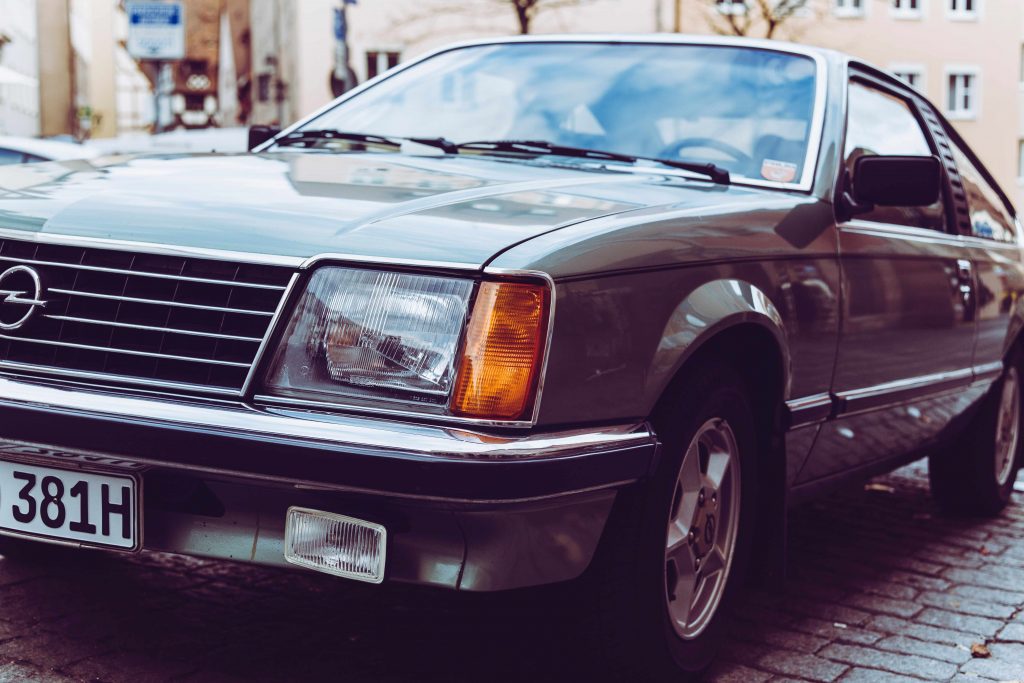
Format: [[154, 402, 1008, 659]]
[[0, 239, 295, 396]]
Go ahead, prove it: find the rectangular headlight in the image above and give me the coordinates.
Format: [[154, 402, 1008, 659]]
[[265, 267, 473, 405]]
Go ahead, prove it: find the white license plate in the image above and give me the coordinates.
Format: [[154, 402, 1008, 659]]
[[0, 459, 140, 550]]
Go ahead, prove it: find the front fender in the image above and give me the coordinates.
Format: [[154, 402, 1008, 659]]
[[535, 262, 837, 428], [646, 279, 792, 408]]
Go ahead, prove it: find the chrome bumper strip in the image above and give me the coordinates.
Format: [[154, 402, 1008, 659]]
[[0, 375, 655, 462]]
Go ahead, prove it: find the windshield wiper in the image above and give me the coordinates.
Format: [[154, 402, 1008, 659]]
[[274, 129, 459, 154], [454, 139, 730, 184], [273, 129, 405, 150], [272, 133, 730, 184]]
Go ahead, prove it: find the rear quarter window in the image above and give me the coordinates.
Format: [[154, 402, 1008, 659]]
[[950, 142, 1018, 243]]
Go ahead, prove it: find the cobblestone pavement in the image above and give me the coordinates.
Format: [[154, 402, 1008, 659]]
[[0, 462, 1021, 682]]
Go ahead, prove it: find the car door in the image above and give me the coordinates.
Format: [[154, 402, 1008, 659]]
[[796, 71, 978, 484], [942, 131, 1024, 384]]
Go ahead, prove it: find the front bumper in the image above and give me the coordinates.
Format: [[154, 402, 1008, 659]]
[[0, 375, 658, 591]]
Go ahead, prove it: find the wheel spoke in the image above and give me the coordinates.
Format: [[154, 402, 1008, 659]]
[[702, 545, 727, 579], [674, 445, 702, 525], [666, 518, 690, 554], [667, 548, 698, 626], [679, 441, 703, 493], [705, 449, 730, 491]]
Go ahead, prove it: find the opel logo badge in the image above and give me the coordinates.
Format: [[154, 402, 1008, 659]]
[[0, 265, 47, 331]]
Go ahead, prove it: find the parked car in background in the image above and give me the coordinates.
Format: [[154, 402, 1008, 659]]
[[0, 36, 1020, 681], [85, 126, 248, 156], [0, 136, 100, 165]]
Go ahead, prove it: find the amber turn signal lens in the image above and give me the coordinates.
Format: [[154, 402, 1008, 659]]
[[451, 280, 550, 420]]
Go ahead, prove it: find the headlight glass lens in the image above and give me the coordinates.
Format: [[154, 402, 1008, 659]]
[[265, 268, 473, 404]]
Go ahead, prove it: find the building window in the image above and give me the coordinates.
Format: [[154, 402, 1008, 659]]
[[257, 73, 272, 103], [891, 0, 922, 18], [891, 65, 925, 92], [716, 0, 748, 14], [366, 51, 401, 81], [946, 69, 979, 119], [834, 0, 865, 17], [948, 0, 978, 19]]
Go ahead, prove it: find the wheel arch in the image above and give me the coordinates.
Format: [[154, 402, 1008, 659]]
[[646, 279, 791, 585], [646, 279, 791, 419]]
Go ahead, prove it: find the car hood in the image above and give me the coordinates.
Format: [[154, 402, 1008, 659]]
[[0, 151, 776, 269]]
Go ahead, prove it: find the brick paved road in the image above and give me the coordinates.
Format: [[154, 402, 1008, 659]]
[[0, 462, 1021, 682]]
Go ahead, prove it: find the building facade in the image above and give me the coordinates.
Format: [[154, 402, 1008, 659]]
[[0, 0, 41, 136], [0, 0, 152, 139]]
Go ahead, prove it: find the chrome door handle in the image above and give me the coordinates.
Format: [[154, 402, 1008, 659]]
[[957, 259, 972, 279], [956, 259, 975, 321]]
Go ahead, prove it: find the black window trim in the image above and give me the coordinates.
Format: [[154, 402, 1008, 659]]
[[848, 62, 1017, 225], [838, 64, 957, 235], [940, 115, 1018, 222]]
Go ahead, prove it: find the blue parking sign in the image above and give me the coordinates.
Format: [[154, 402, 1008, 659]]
[[126, 2, 185, 60]]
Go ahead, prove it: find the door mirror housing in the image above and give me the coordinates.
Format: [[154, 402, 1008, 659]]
[[852, 155, 942, 207], [248, 125, 281, 151]]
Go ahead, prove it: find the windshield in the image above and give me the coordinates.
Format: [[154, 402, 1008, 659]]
[[297, 42, 820, 186]]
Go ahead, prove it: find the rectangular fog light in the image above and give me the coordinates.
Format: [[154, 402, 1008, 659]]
[[283, 507, 387, 583]]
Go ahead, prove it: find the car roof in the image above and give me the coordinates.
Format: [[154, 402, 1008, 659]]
[[0, 136, 101, 161], [435, 33, 846, 64]]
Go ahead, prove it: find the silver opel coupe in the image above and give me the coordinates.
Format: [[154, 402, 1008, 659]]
[[0, 36, 1020, 680]]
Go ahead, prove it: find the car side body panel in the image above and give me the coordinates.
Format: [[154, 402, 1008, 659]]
[[507, 200, 842, 455]]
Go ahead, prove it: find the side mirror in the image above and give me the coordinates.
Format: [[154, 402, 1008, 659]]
[[852, 155, 942, 207], [248, 125, 281, 151]]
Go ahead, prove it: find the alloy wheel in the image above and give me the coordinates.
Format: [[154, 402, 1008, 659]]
[[995, 366, 1021, 487], [664, 417, 742, 640]]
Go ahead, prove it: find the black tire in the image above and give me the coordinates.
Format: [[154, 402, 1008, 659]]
[[929, 355, 1022, 517], [581, 361, 759, 682]]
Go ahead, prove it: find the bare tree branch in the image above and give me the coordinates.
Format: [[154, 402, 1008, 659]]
[[388, 0, 511, 45], [696, 0, 813, 38], [497, 0, 598, 33]]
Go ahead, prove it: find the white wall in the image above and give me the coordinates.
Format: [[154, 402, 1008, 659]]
[[345, 0, 665, 83], [0, 0, 41, 136]]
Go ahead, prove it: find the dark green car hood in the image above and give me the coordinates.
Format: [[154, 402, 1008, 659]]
[[0, 151, 773, 269]]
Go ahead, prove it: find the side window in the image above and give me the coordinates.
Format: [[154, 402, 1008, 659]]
[[951, 142, 1017, 243], [843, 80, 946, 231]]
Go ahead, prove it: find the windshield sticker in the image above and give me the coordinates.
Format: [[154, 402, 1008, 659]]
[[761, 159, 798, 183]]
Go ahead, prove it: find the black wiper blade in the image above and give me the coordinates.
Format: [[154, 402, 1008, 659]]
[[274, 129, 403, 149], [650, 158, 731, 185], [454, 139, 730, 184], [406, 136, 459, 153], [457, 139, 635, 163], [274, 130, 461, 155]]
